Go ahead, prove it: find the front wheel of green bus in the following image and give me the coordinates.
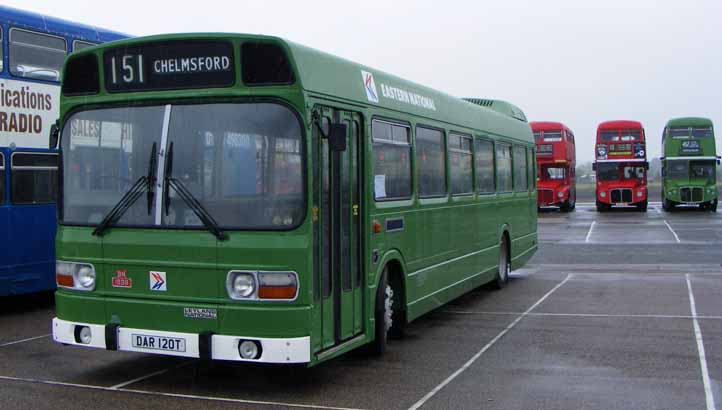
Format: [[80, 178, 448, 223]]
[[370, 271, 389, 355]]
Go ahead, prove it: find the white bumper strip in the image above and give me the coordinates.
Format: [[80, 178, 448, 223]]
[[52, 318, 310, 364]]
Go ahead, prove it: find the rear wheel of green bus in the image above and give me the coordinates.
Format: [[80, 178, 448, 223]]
[[712, 199, 718, 212], [491, 237, 510, 290]]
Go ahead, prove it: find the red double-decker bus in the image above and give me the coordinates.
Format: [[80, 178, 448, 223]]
[[593, 120, 649, 211], [532, 122, 576, 211]]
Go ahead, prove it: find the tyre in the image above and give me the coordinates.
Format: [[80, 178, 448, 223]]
[[560, 200, 571, 213], [369, 270, 389, 355], [490, 237, 510, 290], [636, 199, 648, 212], [596, 200, 607, 212], [570, 188, 577, 210], [712, 199, 718, 212]]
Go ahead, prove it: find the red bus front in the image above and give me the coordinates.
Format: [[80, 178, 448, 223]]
[[593, 121, 649, 211], [532, 122, 576, 211]]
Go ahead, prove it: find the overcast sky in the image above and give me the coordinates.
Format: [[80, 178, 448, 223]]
[[8, 0, 722, 163]]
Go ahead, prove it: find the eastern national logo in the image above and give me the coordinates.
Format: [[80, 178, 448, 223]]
[[361, 70, 379, 103], [150, 271, 167, 291], [112, 269, 132, 289]]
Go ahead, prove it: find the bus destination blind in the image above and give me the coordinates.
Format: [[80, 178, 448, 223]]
[[103, 41, 235, 92]]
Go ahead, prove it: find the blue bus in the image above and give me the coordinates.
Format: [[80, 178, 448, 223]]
[[0, 6, 126, 295]]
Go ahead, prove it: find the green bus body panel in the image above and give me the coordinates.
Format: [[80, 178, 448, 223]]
[[661, 117, 718, 203], [57, 33, 537, 365]]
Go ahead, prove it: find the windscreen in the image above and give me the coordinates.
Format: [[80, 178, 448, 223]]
[[597, 163, 619, 181], [61, 102, 304, 230], [690, 161, 715, 184], [544, 167, 565, 181]]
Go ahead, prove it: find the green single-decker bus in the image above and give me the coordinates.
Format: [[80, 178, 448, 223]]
[[52, 33, 538, 366]]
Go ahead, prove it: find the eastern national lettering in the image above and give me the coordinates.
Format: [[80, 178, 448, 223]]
[[380, 83, 437, 111]]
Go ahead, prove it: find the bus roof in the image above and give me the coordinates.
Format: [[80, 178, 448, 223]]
[[65, 33, 532, 144], [0, 5, 128, 43], [597, 120, 643, 131], [665, 117, 713, 128], [530, 121, 570, 133]]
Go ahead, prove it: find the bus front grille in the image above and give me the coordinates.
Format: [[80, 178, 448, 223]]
[[611, 189, 632, 203], [681, 187, 703, 203], [539, 189, 554, 204]]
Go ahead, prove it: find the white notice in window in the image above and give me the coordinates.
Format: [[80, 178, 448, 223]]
[[374, 175, 387, 199]]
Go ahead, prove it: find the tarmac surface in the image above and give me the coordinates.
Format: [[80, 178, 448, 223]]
[[1, 203, 720, 410]]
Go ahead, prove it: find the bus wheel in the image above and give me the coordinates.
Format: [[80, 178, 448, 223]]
[[596, 200, 606, 212], [560, 200, 571, 213], [369, 270, 389, 355], [636, 200, 648, 212], [712, 199, 718, 212], [491, 237, 510, 290]]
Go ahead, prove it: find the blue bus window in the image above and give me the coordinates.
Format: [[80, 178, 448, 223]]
[[73, 40, 96, 52], [0, 152, 5, 203], [11, 152, 58, 204], [9, 28, 67, 82], [0, 28, 4, 72]]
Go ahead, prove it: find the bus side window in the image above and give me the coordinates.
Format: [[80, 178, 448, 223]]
[[416, 126, 446, 198], [9, 28, 67, 82], [11, 153, 58, 204], [495, 143, 512, 193], [513, 145, 528, 192], [0, 28, 4, 72], [474, 138, 495, 194], [449, 133, 473, 195], [372, 120, 411, 201], [73, 40, 96, 52], [0, 153, 5, 203]]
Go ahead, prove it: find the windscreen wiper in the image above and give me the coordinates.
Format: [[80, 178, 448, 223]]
[[166, 177, 227, 241], [164, 143, 227, 241], [92, 143, 157, 237]]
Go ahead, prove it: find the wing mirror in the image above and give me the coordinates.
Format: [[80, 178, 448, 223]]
[[49, 121, 60, 149]]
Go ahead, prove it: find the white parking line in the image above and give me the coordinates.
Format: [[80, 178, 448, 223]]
[[441, 310, 722, 320], [664, 220, 681, 243], [109, 360, 194, 390], [585, 221, 596, 243], [0, 375, 369, 410], [686, 274, 717, 410], [653, 205, 662, 214], [407, 274, 572, 410], [0, 334, 50, 348]]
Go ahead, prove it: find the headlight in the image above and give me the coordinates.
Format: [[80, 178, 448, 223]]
[[226, 271, 299, 301], [600, 191, 607, 198], [226, 271, 256, 300], [558, 191, 564, 198], [77, 266, 96, 289], [637, 191, 643, 197], [56, 261, 96, 291]]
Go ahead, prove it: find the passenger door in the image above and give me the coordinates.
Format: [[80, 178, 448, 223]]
[[314, 106, 364, 349]]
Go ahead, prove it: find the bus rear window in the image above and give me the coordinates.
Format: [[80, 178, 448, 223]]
[[669, 128, 689, 138], [9, 28, 67, 82], [242, 42, 295, 85], [11, 153, 58, 205]]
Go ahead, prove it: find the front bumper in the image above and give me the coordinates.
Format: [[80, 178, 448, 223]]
[[52, 317, 311, 363]]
